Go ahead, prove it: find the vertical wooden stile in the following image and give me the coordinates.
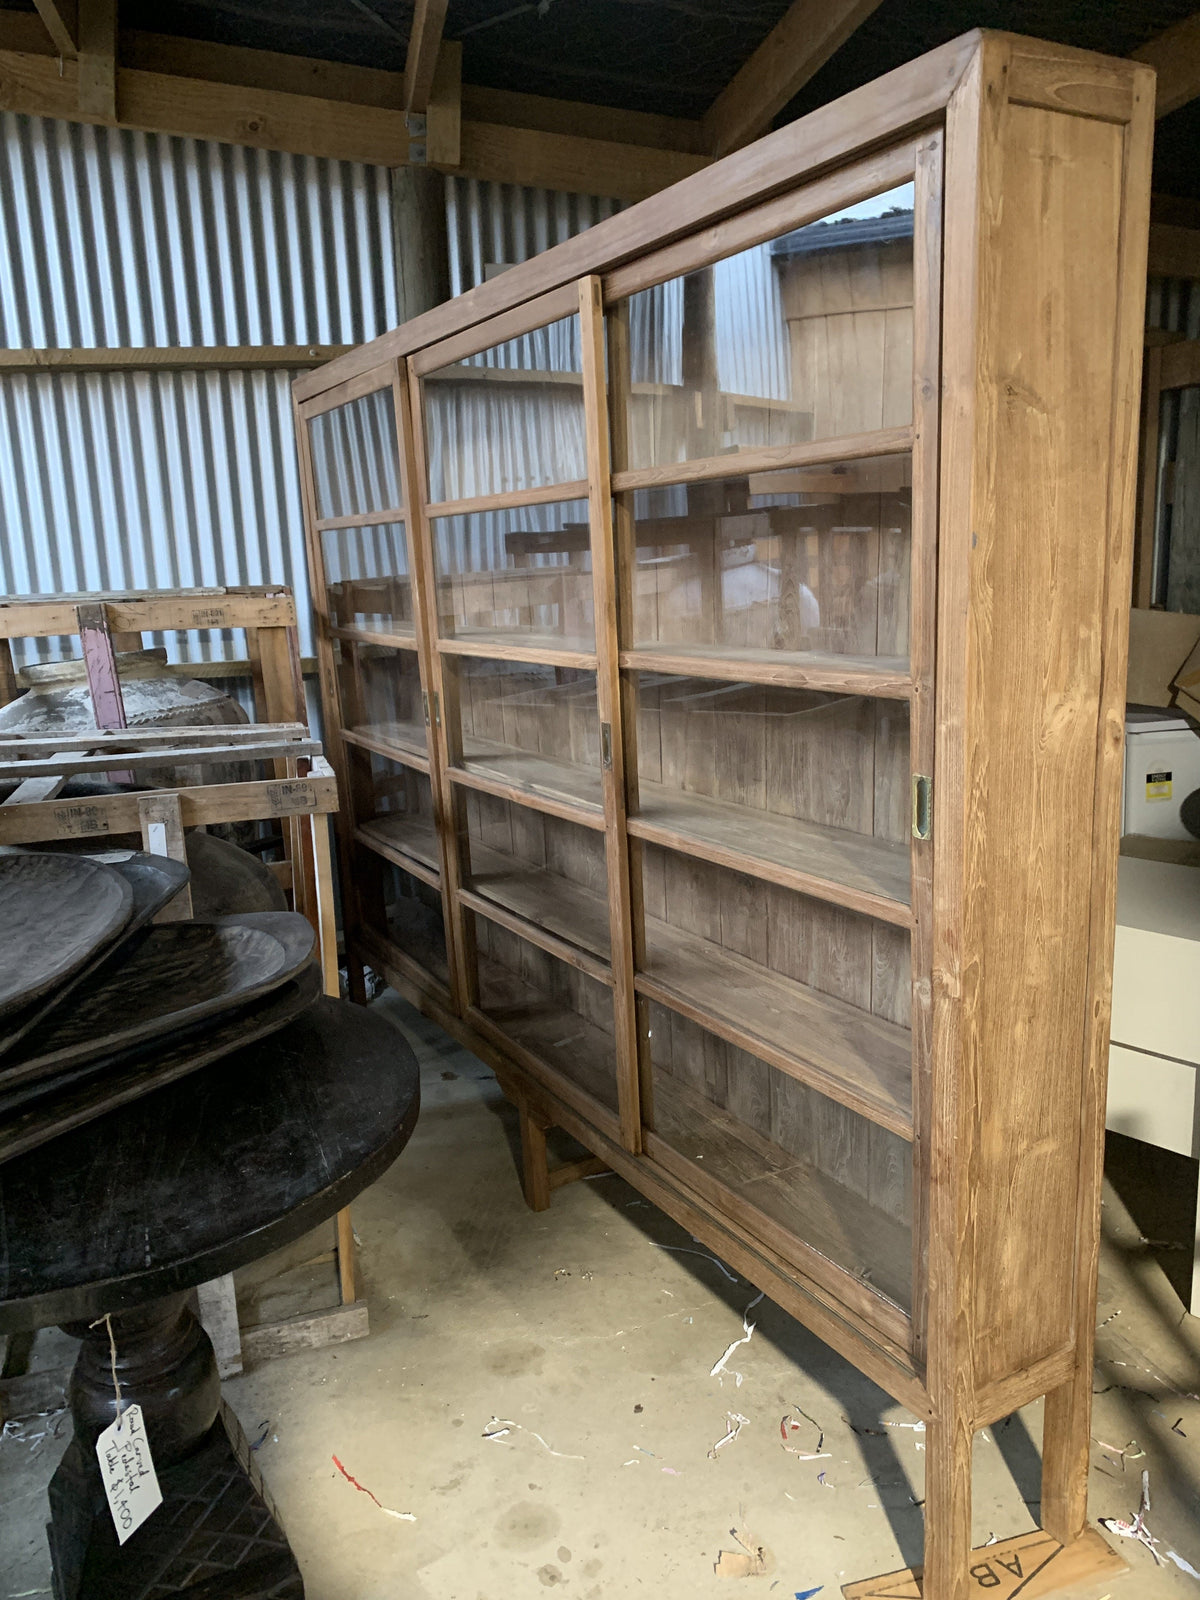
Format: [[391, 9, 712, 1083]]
[[1040, 59, 1156, 1546], [605, 299, 654, 1126], [1133, 341, 1163, 609], [402, 363, 477, 1012], [579, 275, 642, 1153], [907, 129, 944, 1372], [924, 38, 989, 1599], [293, 398, 363, 997]]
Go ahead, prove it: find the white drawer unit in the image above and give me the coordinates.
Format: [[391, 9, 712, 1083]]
[[1107, 854, 1200, 1311]]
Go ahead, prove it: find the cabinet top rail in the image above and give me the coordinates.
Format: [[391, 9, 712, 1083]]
[[293, 30, 1149, 404]]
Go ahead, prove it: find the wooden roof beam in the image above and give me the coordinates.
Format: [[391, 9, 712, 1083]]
[[702, 0, 884, 158], [402, 0, 448, 115], [0, 23, 707, 200], [1132, 9, 1200, 117], [77, 0, 116, 122], [31, 0, 76, 58]]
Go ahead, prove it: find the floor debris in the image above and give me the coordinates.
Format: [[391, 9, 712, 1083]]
[[482, 1416, 584, 1460], [660, 1244, 739, 1282], [330, 1455, 416, 1522], [1098, 1468, 1162, 1565], [780, 1405, 830, 1461], [1167, 1549, 1200, 1580], [709, 1412, 750, 1459], [711, 1292, 765, 1382], [714, 1525, 770, 1578]]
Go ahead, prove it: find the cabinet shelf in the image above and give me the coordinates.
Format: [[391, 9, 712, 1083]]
[[639, 920, 912, 1139], [631, 781, 911, 926], [620, 644, 911, 698], [356, 813, 441, 887], [460, 843, 909, 1137], [448, 735, 605, 828], [474, 954, 617, 1115], [331, 623, 419, 651], [437, 633, 597, 670], [648, 1075, 912, 1314], [343, 721, 429, 771]]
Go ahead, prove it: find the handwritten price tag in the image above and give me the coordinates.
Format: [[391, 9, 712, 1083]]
[[95, 1404, 162, 1544]]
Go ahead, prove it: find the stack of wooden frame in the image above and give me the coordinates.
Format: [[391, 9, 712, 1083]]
[[0, 586, 365, 1383], [293, 33, 1154, 1596]]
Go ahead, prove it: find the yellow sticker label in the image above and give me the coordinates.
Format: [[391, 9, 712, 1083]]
[[1146, 768, 1173, 801]]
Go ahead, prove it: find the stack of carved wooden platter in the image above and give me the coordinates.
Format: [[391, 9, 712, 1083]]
[[0, 850, 320, 1161]]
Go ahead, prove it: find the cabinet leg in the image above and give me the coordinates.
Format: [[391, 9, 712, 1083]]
[[922, 1413, 973, 1600], [335, 1207, 357, 1305], [519, 1103, 551, 1213], [1041, 1369, 1091, 1545], [347, 949, 369, 1007]]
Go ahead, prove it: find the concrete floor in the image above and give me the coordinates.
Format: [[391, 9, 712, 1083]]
[[3, 990, 1200, 1597]]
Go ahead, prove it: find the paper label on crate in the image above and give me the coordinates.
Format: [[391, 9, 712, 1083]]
[[1145, 768, 1173, 801], [95, 1404, 162, 1544]]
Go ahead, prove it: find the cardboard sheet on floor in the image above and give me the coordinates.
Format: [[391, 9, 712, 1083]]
[[840, 1526, 1126, 1599]]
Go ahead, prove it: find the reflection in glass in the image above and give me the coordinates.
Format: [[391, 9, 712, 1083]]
[[309, 388, 401, 519], [450, 657, 603, 812], [321, 522, 413, 635], [630, 456, 909, 662], [621, 183, 914, 471], [433, 499, 594, 652], [423, 316, 585, 502], [337, 643, 425, 759], [646, 1003, 912, 1311]]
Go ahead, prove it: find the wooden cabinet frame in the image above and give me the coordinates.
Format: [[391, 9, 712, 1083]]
[[293, 31, 1153, 1596]]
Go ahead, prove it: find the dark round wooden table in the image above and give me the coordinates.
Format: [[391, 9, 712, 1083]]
[[0, 995, 421, 1600]]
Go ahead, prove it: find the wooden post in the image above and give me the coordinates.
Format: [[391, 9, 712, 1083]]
[[519, 1100, 551, 1213], [137, 791, 193, 920]]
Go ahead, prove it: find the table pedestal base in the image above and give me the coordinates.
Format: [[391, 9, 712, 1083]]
[[47, 1295, 303, 1599]]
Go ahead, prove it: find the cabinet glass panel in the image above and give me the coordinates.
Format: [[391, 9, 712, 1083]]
[[449, 656, 603, 815], [321, 522, 414, 638], [638, 842, 912, 1138], [309, 387, 401, 519], [357, 848, 449, 988], [627, 455, 910, 671], [472, 913, 618, 1112], [632, 676, 909, 910], [618, 183, 913, 472], [645, 1002, 912, 1312], [461, 793, 610, 968], [432, 499, 595, 653], [352, 752, 440, 881], [423, 316, 585, 503], [337, 642, 426, 763]]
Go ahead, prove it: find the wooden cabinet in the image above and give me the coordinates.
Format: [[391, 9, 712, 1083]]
[[293, 31, 1153, 1595]]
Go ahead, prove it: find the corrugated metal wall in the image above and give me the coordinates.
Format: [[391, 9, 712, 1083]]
[[0, 130, 623, 674], [0, 112, 398, 668]]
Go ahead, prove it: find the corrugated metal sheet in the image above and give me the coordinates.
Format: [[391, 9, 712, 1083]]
[[0, 112, 399, 670], [0, 114, 397, 348]]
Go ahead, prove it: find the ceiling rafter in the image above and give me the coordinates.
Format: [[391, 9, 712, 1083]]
[[702, 0, 884, 158], [402, 0, 449, 115], [1133, 8, 1200, 118]]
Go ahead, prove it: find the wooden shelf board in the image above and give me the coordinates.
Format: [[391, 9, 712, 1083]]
[[475, 954, 619, 1115], [639, 918, 913, 1139], [620, 643, 911, 698], [465, 840, 613, 980], [461, 884, 612, 986], [356, 924, 453, 1012], [330, 623, 419, 651], [342, 722, 429, 772], [355, 813, 441, 888], [460, 842, 909, 1138], [436, 632, 597, 670], [449, 734, 605, 827], [649, 1073, 912, 1315], [632, 780, 912, 926]]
